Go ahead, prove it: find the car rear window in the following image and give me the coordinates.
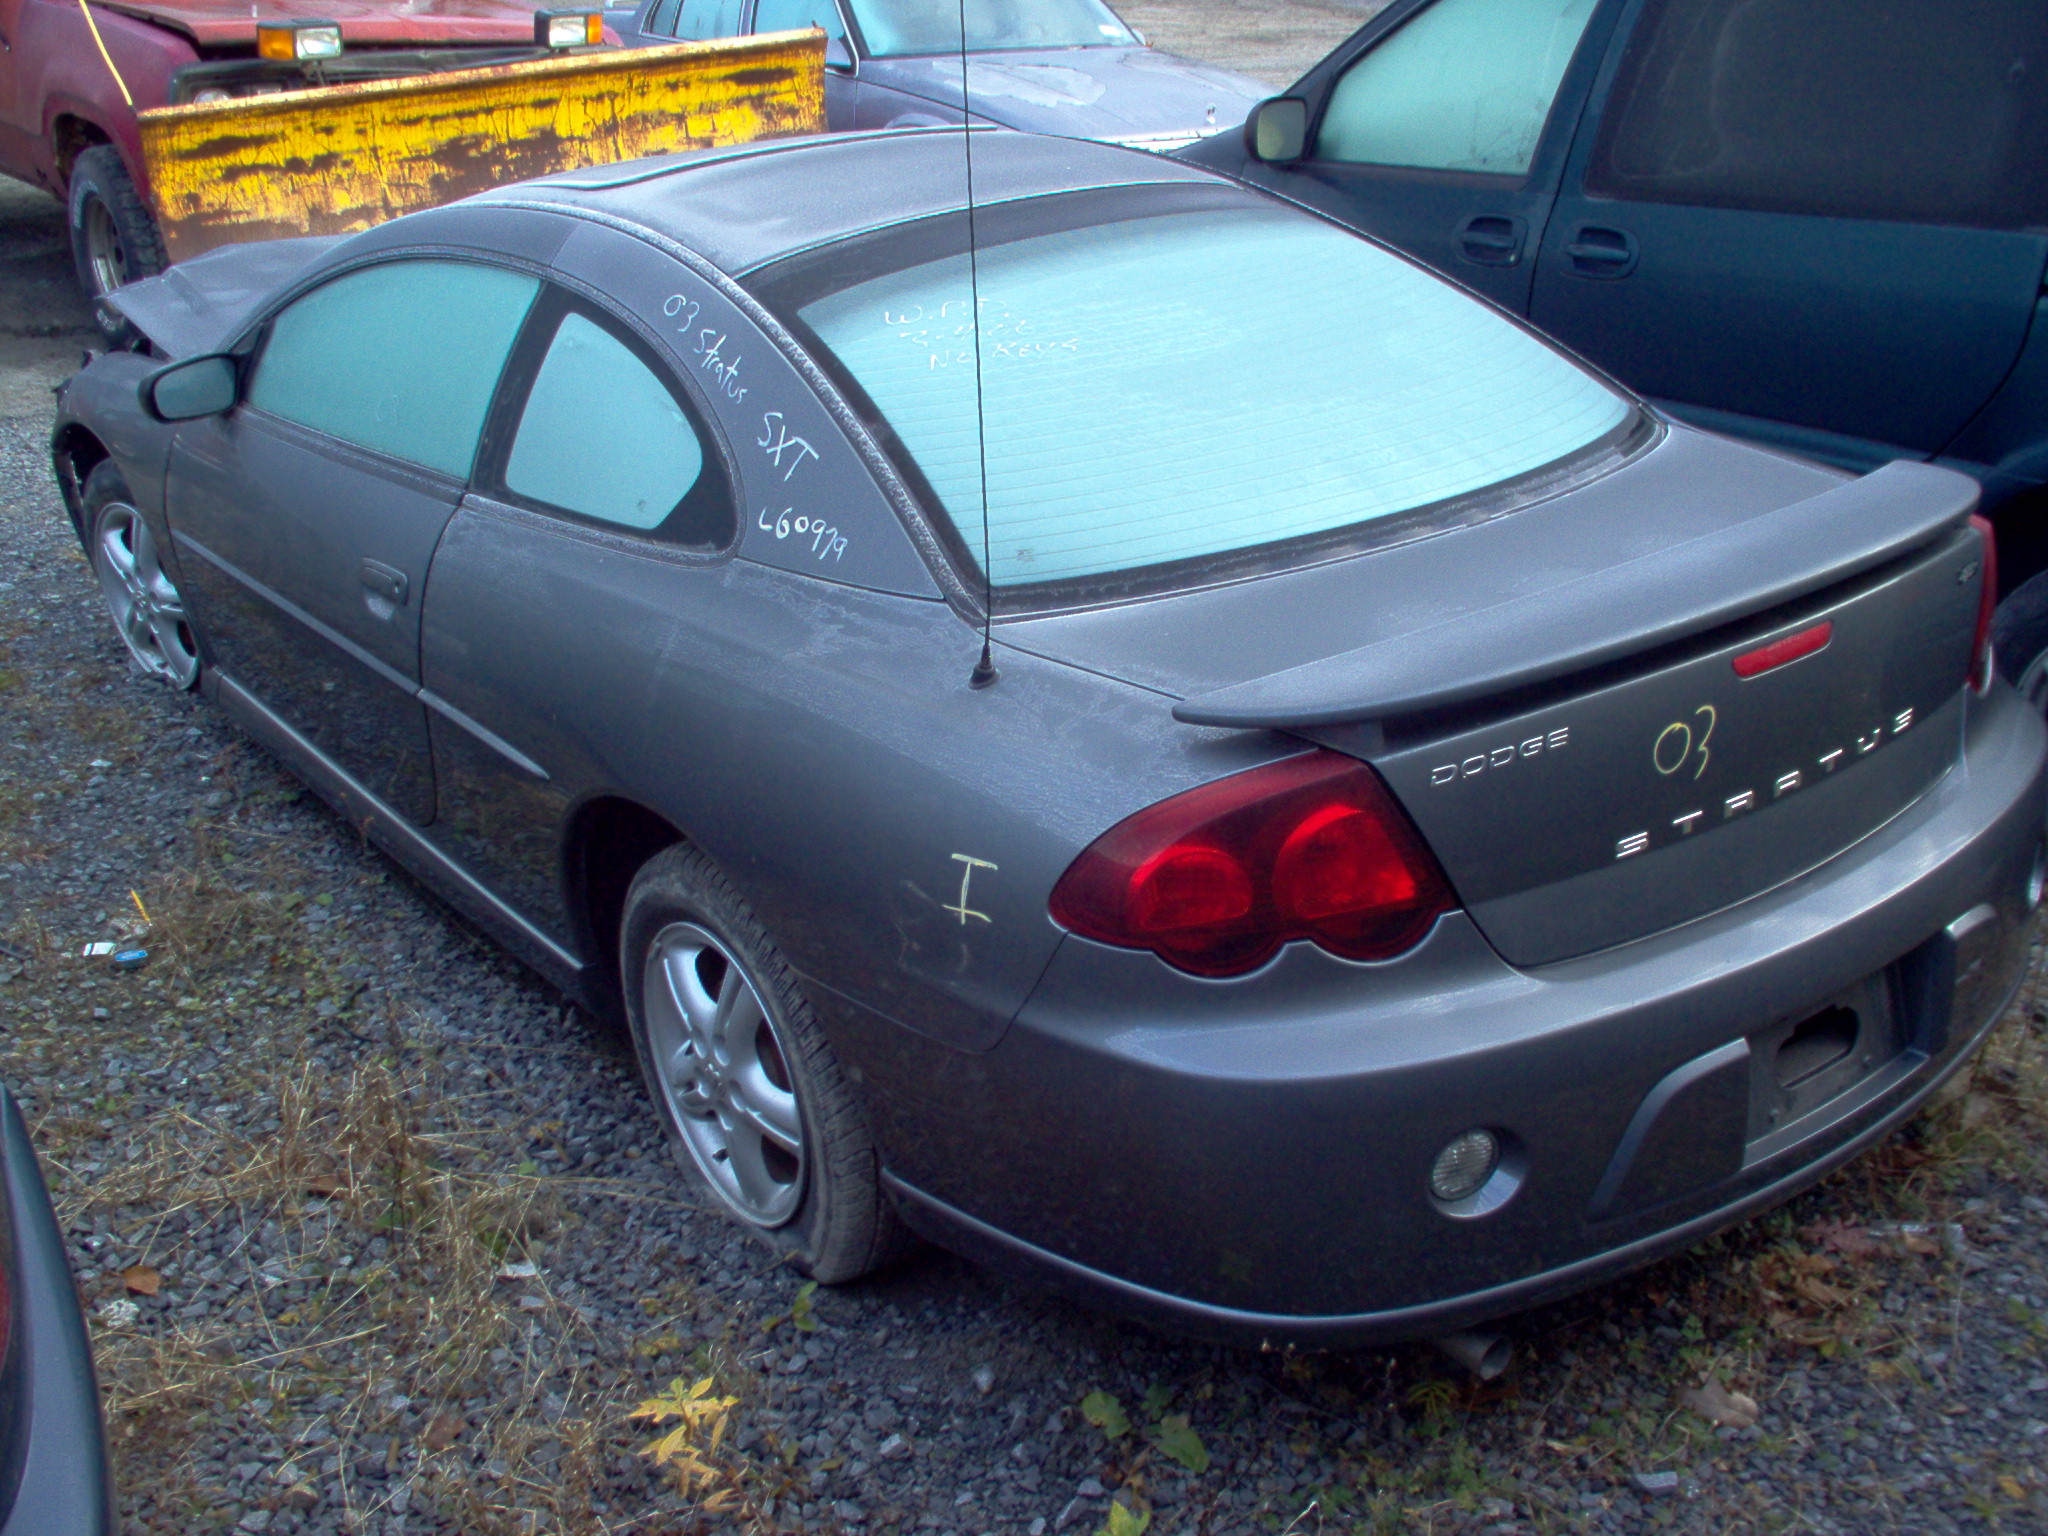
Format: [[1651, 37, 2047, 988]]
[[772, 197, 1631, 594]]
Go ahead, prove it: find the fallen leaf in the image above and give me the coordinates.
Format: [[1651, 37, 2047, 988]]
[[1790, 1251, 1840, 1277], [424, 1411, 466, 1451], [2000, 1476, 2026, 1499], [1804, 1220, 1884, 1260], [1678, 1377, 1760, 1430], [306, 1174, 351, 1198], [121, 1264, 161, 1296]]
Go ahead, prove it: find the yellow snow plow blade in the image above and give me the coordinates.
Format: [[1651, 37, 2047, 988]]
[[136, 32, 825, 264]]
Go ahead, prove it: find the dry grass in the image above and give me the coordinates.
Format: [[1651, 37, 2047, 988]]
[[3, 814, 776, 1534]]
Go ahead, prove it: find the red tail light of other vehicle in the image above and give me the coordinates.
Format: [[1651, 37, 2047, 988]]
[[1049, 750, 1456, 977], [1970, 513, 1998, 693]]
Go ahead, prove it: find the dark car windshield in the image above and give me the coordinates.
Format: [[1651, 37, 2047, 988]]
[[754, 190, 1633, 600], [848, 0, 1135, 56]]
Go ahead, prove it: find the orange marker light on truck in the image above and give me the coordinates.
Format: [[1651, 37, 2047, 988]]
[[534, 8, 604, 46], [256, 19, 343, 60]]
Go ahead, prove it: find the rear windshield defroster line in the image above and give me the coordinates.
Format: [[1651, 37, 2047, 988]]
[[746, 185, 1645, 614]]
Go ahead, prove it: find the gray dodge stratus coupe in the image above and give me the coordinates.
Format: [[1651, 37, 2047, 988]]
[[50, 130, 2048, 1346]]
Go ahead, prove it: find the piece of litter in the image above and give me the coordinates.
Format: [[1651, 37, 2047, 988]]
[[111, 948, 149, 971], [80, 941, 116, 958], [97, 1298, 140, 1329], [497, 1261, 539, 1280]]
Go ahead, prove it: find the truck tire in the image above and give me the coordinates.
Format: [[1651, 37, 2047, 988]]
[[67, 144, 166, 323]]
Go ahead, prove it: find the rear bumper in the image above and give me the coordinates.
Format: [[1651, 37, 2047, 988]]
[[0, 1088, 115, 1536], [845, 684, 2048, 1347]]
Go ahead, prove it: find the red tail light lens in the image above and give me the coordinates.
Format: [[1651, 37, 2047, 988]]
[[1971, 513, 1998, 692], [1048, 750, 1455, 977]]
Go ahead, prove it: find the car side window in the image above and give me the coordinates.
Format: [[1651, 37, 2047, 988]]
[[1588, 0, 2048, 229], [247, 260, 538, 478], [1314, 0, 1600, 176], [500, 305, 735, 545], [645, 0, 684, 34], [675, 0, 745, 39], [753, 0, 845, 42]]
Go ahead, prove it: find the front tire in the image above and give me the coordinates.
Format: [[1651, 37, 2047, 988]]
[[67, 144, 166, 321], [620, 843, 912, 1282], [85, 461, 202, 691]]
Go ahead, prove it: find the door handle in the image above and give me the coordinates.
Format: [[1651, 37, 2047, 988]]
[[359, 559, 408, 607], [1455, 214, 1526, 267], [1561, 224, 1639, 279]]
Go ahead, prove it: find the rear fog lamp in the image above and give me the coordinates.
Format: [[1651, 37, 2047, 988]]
[[536, 8, 604, 45], [1048, 750, 1455, 977], [256, 19, 343, 60], [1429, 1129, 1499, 1204]]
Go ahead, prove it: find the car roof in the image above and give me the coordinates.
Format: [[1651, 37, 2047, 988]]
[[469, 127, 1234, 276]]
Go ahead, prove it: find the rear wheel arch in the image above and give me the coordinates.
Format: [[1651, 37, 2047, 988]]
[[563, 796, 688, 1018]]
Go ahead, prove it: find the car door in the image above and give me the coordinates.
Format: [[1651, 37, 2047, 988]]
[[1531, 0, 2048, 469], [165, 258, 538, 824], [749, 0, 856, 128], [1232, 0, 1620, 312], [417, 282, 741, 934]]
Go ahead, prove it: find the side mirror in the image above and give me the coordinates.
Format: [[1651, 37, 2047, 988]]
[[142, 354, 238, 421], [1246, 97, 1309, 164], [823, 32, 853, 70]]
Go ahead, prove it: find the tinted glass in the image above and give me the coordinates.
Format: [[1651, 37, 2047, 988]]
[[793, 204, 1629, 590], [249, 261, 537, 478], [1591, 0, 2048, 228], [847, 0, 1133, 57], [505, 312, 711, 533], [677, 0, 745, 37], [1317, 0, 1598, 175], [756, 0, 845, 37], [646, 0, 684, 33]]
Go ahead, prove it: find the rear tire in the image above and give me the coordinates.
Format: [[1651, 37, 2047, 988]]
[[1993, 568, 2048, 715], [67, 145, 166, 324], [620, 843, 914, 1282]]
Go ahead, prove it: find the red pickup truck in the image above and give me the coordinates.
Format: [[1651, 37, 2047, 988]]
[[0, 0, 619, 314]]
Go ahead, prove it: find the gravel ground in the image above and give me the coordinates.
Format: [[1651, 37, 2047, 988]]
[[8, 10, 2048, 1531]]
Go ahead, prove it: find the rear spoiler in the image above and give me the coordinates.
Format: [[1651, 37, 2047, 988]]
[[1172, 460, 1980, 730]]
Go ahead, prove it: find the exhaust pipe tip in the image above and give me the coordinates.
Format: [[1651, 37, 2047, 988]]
[[1431, 1329, 1513, 1381]]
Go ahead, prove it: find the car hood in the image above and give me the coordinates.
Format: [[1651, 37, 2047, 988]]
[[99, 0, 568, 47], [996, 426, 1973, 727], [860, 47, 1266, 146], [105, 235, 345, 358]]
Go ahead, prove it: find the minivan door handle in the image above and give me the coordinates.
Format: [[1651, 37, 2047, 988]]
[[1561, 224, 1639, 279], [1455, 213, 1527, 267]]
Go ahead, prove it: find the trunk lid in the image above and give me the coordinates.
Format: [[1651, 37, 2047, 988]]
[[1000, 430, 1985, 964]]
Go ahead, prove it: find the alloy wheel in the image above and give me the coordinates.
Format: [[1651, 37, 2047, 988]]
[[641, 922, 805, 1226], [2018, 650, 2048, 717], [92, 501, 201, 689]]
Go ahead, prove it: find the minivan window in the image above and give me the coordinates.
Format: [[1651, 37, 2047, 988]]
[[1589, 0, 2048, 228], [248, 260, 538, 478], [781, 198, 1631, 592], [1316, 0, 1599, 176]]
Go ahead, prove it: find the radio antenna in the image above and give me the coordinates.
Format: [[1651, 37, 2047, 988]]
[[959, 0, 999, 689]]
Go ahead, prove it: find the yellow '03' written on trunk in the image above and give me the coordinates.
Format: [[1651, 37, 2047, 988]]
[[135, 33, 827, 264]]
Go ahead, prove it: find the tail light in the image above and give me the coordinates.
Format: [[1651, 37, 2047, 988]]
[[1048, 750, 1455, 977], [1971, 513, 1998, 692]]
